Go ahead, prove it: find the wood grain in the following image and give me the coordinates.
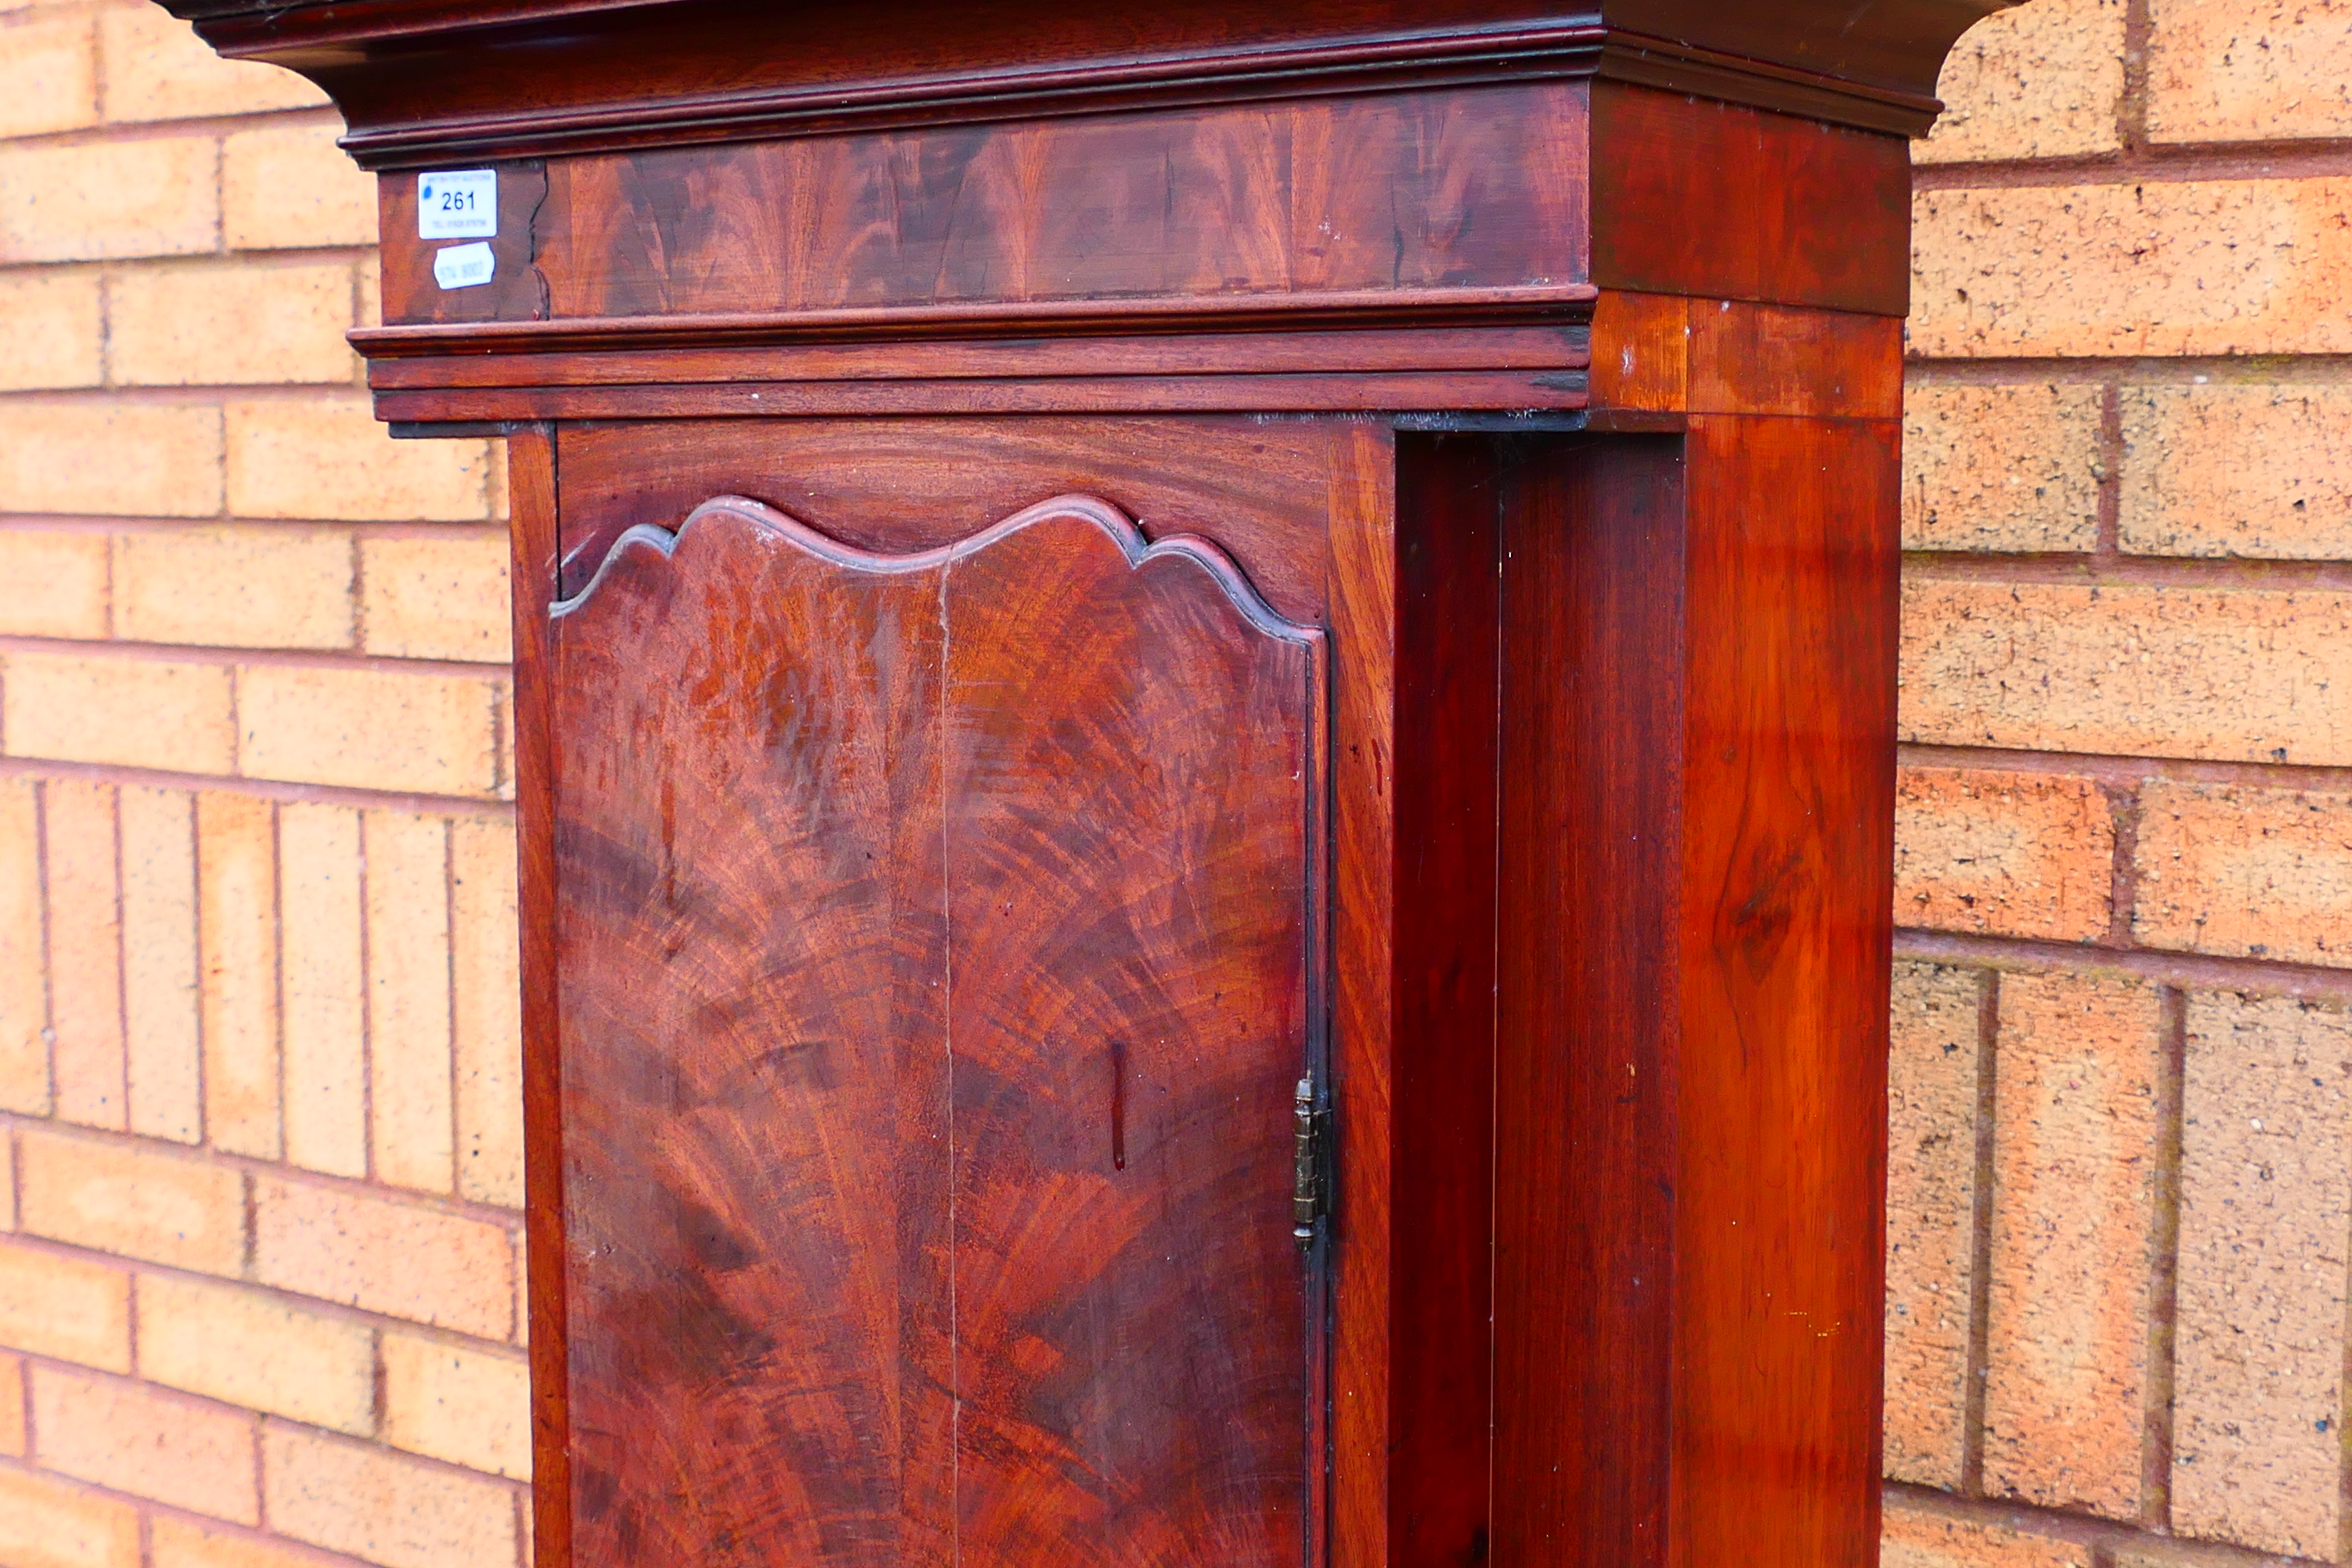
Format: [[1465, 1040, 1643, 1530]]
[[377, 85, 1590, 328], [1322, 420, 1398, 1568], [1590, 83, 1912, 316], [1494, 432, 1685, 1567], [369, 368, 1590, 425], [169, 0, 2013, 166], [548, 416, 1351, 620], [1672, 413, 1898, 1568], [548, 492, 1326, 1566], [508, 422, 569, 1568], [1385, 434, 1500, 1567], [359, 321, 1594, 390], [145, 4, 1967, 1560], [1485, 414, 1898, 1568]]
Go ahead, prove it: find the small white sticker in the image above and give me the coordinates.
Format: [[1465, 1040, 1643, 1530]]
[[417, 169, 497, 238], [433, 241, 496, 290]]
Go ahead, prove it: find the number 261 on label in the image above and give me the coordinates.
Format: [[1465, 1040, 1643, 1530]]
[[417, 170, 497, 240]]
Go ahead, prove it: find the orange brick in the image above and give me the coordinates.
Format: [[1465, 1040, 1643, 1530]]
[[41, 779, 123, 1131], [451, 819, 521, 1208], [4, 650, 237, 774], [227, 399, 493, 522], [493, 686, 514, 803], [1901, 384, 2102, 554], [252, 1176, 514, 1339], [1982, 972, 2163, 1518], [136, 1273, 374, 1437], [0, 1464, 139, 1568], [0, 403, 223, 516], [1915, 0, 2125, 165], [2149, 0, 2352, 145], [0, 531, 109, 638], [366, 812, 452, 1194], [222, 123, 376, 252], [110, 261, 358, 387], [359, 535, 513, 662], [262, 1424, 518, 1568], [0, 776, 46, 1115], [382, 1333, 530, 1478], [2120, 385, 2352, 560], [30, 1364, 257, 1523], [0, 136, 219, 264], [152, 1517, 373, 1568], [0, 1355, 21, 1459], [2171, 993, 2351, 1559], [237, 664, 503, 797], [120, 786, 200, 1144], [1911, 179, 2352, 359], [0, 1238, 131, 1371], [97, 8, 324, 122], [1895, 768, 2114, 943], [197, 792, 279, 1159], [0, 272, 103, 391], [278, 803, 365, 1179], [113, 527, 354, 652], [2134, 780, 2352, 965], [17, 1126, 244, 1274], [485, 440, 508, 523], [0, 12, 97, 138], [1900, 579, 2352, 766], [1884, 962, 1982, 1491], [2108, 1536, 2340, 1567], [358, 252, 382, 333], [1880, 1498, 2094, 1568]]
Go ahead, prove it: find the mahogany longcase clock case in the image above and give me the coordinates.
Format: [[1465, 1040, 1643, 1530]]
[[157, 4, 2011, 1565]]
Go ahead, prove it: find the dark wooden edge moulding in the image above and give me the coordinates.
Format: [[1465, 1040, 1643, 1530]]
[[160, 0, 2009, 165]]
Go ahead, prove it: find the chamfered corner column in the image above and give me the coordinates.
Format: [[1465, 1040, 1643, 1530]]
[[1486, 286, 1906, 1568]]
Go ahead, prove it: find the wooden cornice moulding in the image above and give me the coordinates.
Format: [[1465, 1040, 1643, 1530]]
[[158, 0, 2010, 165], [350, 287, 1605, 358]]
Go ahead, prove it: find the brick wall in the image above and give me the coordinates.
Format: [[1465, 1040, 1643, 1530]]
[[1, 3, 2348, 1568], [0, 4, 526, 1568], [1889, 1, 2352, 1563]]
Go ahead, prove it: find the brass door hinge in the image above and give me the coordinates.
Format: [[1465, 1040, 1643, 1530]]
[[1292, 1076, 1330, 1252]]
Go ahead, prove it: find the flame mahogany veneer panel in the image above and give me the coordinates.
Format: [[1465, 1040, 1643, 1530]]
[[549, 496, 1324, 1567], [377, 84, 1591, 327]]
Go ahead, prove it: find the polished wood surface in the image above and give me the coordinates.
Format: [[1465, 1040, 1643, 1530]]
[[1673, 412, 1898, 1568], [145, 1, 2009, 1562], [507, 423, 570, 1568], [163, 0, 2011, 166], [1590, 85, 1913, 315], [1381, 437, 1501, 1567], [381, 85, 1590, 326], [1493, 432, 1685, 1567], [549, 492, 1324, 1566], [545, 416, 1351, 613]]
